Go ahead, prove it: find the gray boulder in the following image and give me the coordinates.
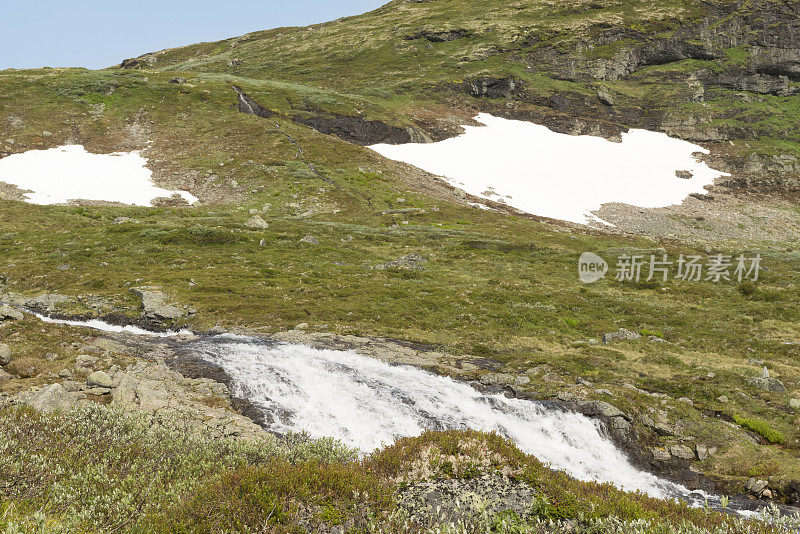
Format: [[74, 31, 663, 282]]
[[131, 287, 185, 321], [15, 383, 80, 413], [602, 328, 641, 344], [375, 254, 427, 271], [579, 400, 626, 419], [669, 444, 696, 460], [0, 305, 23, 321], [244, 215, 269, 229], [87, 371, 113, 388], [748, 368, 785, 392], [0, 367, 12, 382], [0, 343, 10, 366], [746, 478, 769, 495]]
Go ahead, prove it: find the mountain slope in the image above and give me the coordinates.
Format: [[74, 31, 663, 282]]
[[124, 0, 800, 190], [1, 0, 800, 523]]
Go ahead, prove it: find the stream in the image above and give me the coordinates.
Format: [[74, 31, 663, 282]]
[[18, 310, 773, 516]]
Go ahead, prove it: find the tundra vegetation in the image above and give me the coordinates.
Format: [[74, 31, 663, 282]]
[[2, 0, 800, 531]]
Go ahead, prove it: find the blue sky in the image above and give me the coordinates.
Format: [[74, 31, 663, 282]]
[[1, 1, 386, 70]]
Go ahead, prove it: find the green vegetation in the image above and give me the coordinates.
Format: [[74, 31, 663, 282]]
[[733, 415, 787, 445], [2, 0, 800, 530], [2, 406, 797, 533]]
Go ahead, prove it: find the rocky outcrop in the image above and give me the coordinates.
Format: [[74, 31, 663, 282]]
[[15, 383, 87, 413], [460, 76, 522, 99], [374, 254, 427, 271], [0, 305, 23, 321], [399, 474, 537, 524], [404, 28, 474, 43], [292, 113, 420, 145], [232, 84, 275, 119], [130, 287, 187, 322], [748, 367, 786, 392], [112, 361, 265, 440], [231, 85, 431, 145]]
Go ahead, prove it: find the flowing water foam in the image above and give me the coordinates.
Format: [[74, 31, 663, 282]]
[[18, 311, 718, 504], [194, 335, 690, 499]]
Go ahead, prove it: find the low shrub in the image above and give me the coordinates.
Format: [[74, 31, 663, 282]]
[[733, 415, 786, 444]]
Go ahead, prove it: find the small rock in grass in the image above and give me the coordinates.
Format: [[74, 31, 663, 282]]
[[300, 235, 319, 245], [75, 354, 99, 368], [244, 215, 269, 229], [602, 328, 640, 344], [59, 369, 72, 378], [0, 368, 12, 382], [542, 372, 565, 384], [717, 395, 729, 403], [0, 344, 11, 366], [790, 398, 800, 409]]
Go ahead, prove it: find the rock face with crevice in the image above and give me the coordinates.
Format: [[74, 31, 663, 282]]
[[231, 86, 432, 145]]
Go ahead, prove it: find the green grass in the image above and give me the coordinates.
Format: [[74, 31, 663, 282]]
[[2, 0, 800, 511]]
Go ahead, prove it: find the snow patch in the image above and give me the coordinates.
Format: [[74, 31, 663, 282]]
[[370, 114, 728, 225], [0, 145, 197, 206]]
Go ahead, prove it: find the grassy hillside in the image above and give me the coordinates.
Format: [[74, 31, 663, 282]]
[[2, 0, 800, 531]]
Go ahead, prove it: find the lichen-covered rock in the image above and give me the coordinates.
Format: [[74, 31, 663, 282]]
[[244, 215, 269, 229], [602, 329, 641, 344], [131, 287, 186, 322], [87, 371, 113, 388], [112, 361, 265, 440], [14, 383, 84, 413], [578, 400, 626, 419], [0, 305, 23, 321], [669, 444, 695, 460]]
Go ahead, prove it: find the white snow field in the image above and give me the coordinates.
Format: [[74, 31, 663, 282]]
[[370, 113, 728, 225], [0, 145, 197, 206]]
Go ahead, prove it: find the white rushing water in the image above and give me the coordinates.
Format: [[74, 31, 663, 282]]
[[31, 311, 191, 338], [370, 114, 729, 225], [0, 145, 198, 206], [194, 336, 687, 499]]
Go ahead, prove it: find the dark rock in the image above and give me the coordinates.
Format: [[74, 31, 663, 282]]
[[404, 29, 473, 43], [462, 76, 522, 99]]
